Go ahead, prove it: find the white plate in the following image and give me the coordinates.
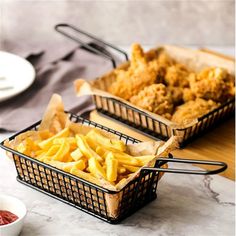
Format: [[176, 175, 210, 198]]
[[0, 51, 35, 102]]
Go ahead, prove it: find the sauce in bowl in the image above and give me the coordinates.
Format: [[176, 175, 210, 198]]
[[0, 210, 19, 226]]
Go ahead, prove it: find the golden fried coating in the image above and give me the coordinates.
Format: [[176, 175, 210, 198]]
[[156, 50, 175, 67], [165, 64, 191, 87], [148, 51, 176, 82], [107, 44, 234, 124], [189, 67, 235, 102], [130, 43, 147, 69], [108, 44, 166, 100], [167, 86, 183, 105], [183, 88, 196, 102], [172, 98, 219, 126], [130, 84, 174, 119]]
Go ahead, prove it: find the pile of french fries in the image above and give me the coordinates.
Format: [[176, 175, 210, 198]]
[[4, 94, 176, 192], [14, 126, 156, 188]]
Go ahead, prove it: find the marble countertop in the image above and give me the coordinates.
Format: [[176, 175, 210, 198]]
[[0, 47, 235, 236], [0, 133, 235, 236]]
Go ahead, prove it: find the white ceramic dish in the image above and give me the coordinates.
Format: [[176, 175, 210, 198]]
[[0, 194, 27, 236], [0, 51, 35, 102]]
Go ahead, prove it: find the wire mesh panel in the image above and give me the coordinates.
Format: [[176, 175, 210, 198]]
[[174, 99, 235, 146], [93, 95, 235, 147], [1, 114, 163, 224], [118, 170, 158, 218]]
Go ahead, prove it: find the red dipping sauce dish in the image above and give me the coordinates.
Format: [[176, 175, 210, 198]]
[[0, 195, 26, 236], [0, 210, 19, 225]]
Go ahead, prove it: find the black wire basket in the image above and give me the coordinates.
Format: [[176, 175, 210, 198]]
[[93, 95, 235, 147], [55, 23, 235, 147], [0, 113, 227, 224]]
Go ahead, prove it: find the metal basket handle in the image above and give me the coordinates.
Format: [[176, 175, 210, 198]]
[[143, 157, 227, 175], [55, 23, 128, 68]]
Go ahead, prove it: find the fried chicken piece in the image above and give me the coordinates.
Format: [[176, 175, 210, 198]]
[[130, 84, 174, 119], [144, 48, 175, 66], [108, 44, 167, 100], [172, 98, 219, 126], [189, 67, 235, 102], [167, 86, 184, 105], [156, 50, 175, 67], [129, 43, 147, 69], [148, 51, 176, 82], [164, 64, 191, 87], [144, 48, 158, 61], [183, 88, 196, 102]]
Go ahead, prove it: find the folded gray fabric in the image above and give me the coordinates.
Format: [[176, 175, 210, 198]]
[[0, 47, 114, 131]]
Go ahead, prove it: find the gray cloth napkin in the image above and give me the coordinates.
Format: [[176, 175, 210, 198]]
[[0, 47, 114, 131]]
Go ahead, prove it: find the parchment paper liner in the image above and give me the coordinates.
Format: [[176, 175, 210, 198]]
[[4, 94, 178, 219], [74, 45, 235, 130]]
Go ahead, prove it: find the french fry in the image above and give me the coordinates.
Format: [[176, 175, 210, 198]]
[[70, 167, 101, 185], [25, 138, 39, 152], [45, 159, 85, 172], [122, 165, 139, 173], [118, 166, 126, 174], [17, 143, 30, 156], [38, 145, 60, 158], [17, 138, 39, 156], [113, 152, 140, 166], [105, 152, 118, 182], [72, 160, 86, 171], [76, 135, 103, 162], [35, 149, 45, 157], [71, 148, 83, 161], [85, 136, 97, 150], [63, 153, 74, 162], [38, 130, 53, 140], [115, 178, 127, 189], [134, 155, 155, 166], [53, 137, 77, 150], [44, 159, 68, 169], [86, 129, 126, 152], [95, 146, 109, 158], [88, 157, 106, 179], [51, 141, 70, 161], [38, 128, 70, 149]]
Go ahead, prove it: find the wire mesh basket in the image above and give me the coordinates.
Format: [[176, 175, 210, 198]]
[[0, 113, 227, 223], [93, 95, 235, 147], [55, 23, 235, 147]]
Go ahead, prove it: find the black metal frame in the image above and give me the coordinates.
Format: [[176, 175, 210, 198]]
[[55, 23, 235, 147], [55, 23, 128, 68], [93, 95, 235, 147], [0, 113, 227, 223]]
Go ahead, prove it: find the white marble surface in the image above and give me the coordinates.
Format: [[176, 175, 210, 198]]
[[0, 47, 235, 236], [0, 133, 235, 236]]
